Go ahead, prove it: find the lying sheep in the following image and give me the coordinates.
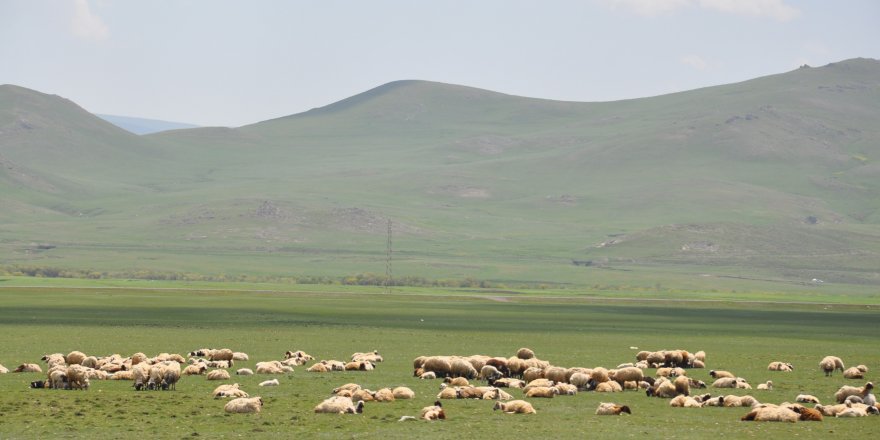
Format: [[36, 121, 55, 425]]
[[284, 350, 314, 361], [306, 363, 329, 373], [392, 387, 415, 400], [819, 356, 845, 377], [796, 394, 820, 404], [420, 401, 445, 420], [843, 367, 865, 379], [554, 383, 578, 395], [110, 370, 134, 380], [493, 400, 536, 414], [232, 352, 249, 361], [373, 388, 395, 402], [182, 364, 207, 376], [756, 381, 773, 390], [351, 350, 382, 363], [709, 370, 734, 379], [14, 363, 43, 373], [206, 369, 230, 381], [596, 381, 623, 393], [768, 361, 793, 372], [492, 378, 526, 389], [314, 396, 364, 414], [236, 368, 254, 376], [670, 395, 702, 408], [835, 382, 873, 403], [741, 406, 799, 422], [419, 371, 436, 380], [595, 402, 632, 415], [791, 406, 823, 421], [333, 383, 362, 394], [259, 379, 279, 387], [352, 389, 376, 401], [712, 377, 743, 389], [212, 383, 249, 399], [612, 367, 644, 386], [480, 365, 503, 382], [256, 361, 287, 374], [525, 386, 559, 398], [444, 377, 470, 387], [836, 403, 879, 417], [224, 396, 262, 414], [437, 387, 458, 399]]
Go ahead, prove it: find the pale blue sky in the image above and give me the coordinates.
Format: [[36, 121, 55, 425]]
[[2, 0, 878, 127]]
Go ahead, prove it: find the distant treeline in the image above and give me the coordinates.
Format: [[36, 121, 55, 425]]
[[0, 266, 552, 289]]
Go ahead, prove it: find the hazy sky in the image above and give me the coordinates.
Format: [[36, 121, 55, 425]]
[[2, 0, 878, 127]]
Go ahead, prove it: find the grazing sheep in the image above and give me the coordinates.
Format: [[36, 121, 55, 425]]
[[236, 368, 254, 376], [206, 369, 230, 381], [796, 394, 820, 404], [493, 400, 536, 414], [843, 367, 865, 379], [768, 361, 793, 372], [259, 379, 279, 387], [741, 406, 799, 422], [421, 356, 453, 378], [224, 396, 262, 414], [611, 367, 644, 386], [314, 396, 364, 414], [569, 373, 591, 390], [709, 370, 734, 379], [159, 362, 181, 390], [673, 375, 690, 396], [595, 402, 632, 415], [450, 358, 478, 379], [13, 363, 43, 373], [392, 387, 415, 400], [66, 365, 91, 390], [480, 365, 503, 382], [819, 356, 845, 377], [525, 386, 559, 398], [421, 401, 445, 420], [516, 348, 535, 360], [756, 381, 773, 391], [835, 382, 874, 403]]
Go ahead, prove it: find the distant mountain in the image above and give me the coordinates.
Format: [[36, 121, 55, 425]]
[[1, 59, 879, 287], [97, 114, 199, 135]]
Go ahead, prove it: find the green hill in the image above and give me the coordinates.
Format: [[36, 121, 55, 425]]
[[1, 59, 879, 289]]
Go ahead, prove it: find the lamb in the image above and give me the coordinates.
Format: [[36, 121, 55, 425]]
[[516, 348, 535, 360], [13, 363, 43, 373], [741, 406, 799, 422], [709, 370, 734, 379], [392, 387, 415, 399], [259, 379, 280, 387], [493, 400, 536, 414], [206, 369, 231, 381], [183, 364, 207, 376], [236, 368, 254, 376], [525, 386, 559, 398], [595, 402, 632, 415], [819, 356, 845, 377], [420, 401, 445, 420], [767, 361, 793, 372], [796, 394, 820, 404], [756, 381, 773, 390], [843, 367, 865, 379], [419, 371, 436, 379], [224, 396, 263, 414], [314, 396, 364, 414]]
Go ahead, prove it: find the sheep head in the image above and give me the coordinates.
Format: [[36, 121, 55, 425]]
[[619, 405, 632, 415]]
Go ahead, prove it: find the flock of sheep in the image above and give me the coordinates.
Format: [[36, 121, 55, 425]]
[[2, 347, 877, 423]]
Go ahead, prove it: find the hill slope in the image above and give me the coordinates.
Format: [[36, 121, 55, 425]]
[[97, 114, 199, 135], [1, 59, 879, 288]]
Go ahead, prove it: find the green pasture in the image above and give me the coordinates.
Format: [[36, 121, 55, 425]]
[[0, 282, 877, 438]]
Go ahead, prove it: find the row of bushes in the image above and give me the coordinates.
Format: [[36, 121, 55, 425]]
[[0, 266, 533, 289]]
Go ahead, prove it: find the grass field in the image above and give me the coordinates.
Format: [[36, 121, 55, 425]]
[[1, 279, 878, 438]]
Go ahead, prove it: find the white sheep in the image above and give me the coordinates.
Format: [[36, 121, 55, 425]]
[[493, 400, 536, 414], [232, 352, 249, 361], [741, 406, 799, 422], [419, 371, 436, 379], [224, 396, 262, 413], [392, 387, 415, 399], [314, 396, 364, 414], [182, 364, 207, 376], [834, 382, 873, 403], [843, 367, 865, 379], [767, 361, 793, 372], [206, 369, 230, 381], [259, 379, 280, 387], [819, 356, 845, 376], [213, 383, 249, 398], [0, 364, 9, 374], [13, 363, 43, 373], [236, 368, 254, 376], [669, 395, 702, 408], [525, 386, 559, 398], [420, 401, 445, 420], [796, 394, 820, 404]]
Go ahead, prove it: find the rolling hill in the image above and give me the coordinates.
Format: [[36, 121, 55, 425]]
[[1, 58, 879, 289], [96, 114, 199, 135]]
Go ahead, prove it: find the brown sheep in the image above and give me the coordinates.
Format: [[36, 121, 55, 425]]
[[595, 402, 632, 415]]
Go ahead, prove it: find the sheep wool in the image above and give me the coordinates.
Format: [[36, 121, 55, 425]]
[[595, 402, 632, 415], [741, 406, 799, 422], [493, 400, 536, 414], [819, 356, 845, 377], [206, 369, 230, 381], [392, 387, 415, 399], [314, 396, 364, 414], [421, 401, 446, 421], [259, 379, 280, 387]]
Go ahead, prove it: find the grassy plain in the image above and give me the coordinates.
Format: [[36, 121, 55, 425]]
[[0, 280, 878, 438]]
